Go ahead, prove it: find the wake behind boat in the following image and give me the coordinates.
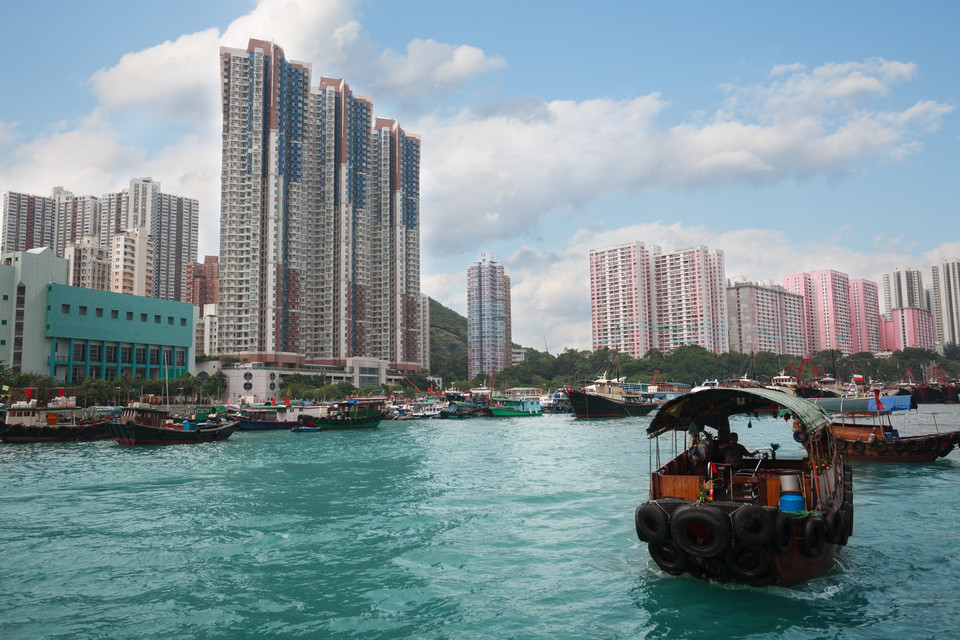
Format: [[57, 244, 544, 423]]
[[109, 404, 237, 445]]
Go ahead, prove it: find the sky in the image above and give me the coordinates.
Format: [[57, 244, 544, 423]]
[[1, 0, 957, 354]]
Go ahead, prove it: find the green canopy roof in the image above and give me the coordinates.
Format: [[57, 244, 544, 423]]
[[646, 387, 832, 438]]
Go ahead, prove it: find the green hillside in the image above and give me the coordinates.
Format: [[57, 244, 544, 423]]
[[429, 297, 468, 383]]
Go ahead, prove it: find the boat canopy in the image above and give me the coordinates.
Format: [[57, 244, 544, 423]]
[[809, 394, 915, 414], [646, 387, 832, 438]]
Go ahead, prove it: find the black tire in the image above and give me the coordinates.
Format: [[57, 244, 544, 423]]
[[833, 509, 849, 546], [906, 440, 920, 453], [824, 509, 842, 544], [893, 440, 906, 453], [851, 440, 866, 453], [874, 439, 888, 453], [725, 543, 772, 582], [950, 432, 960, 445], [924, 437, 937, 450], [844, 502, 854, 536], [800, 516, 827, 557], [635, 503, 669, 543], [793, 429, 809, 444], [670, 504, 732, 558], [836, 438, 848, 451], [938, 442, 953, 458], [733, 505, 775, 546], [772, 512, 795, 555], [648, 540, 686, 575]]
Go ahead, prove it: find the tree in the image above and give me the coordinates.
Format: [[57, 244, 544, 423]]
[[944, 343, 960, 362]]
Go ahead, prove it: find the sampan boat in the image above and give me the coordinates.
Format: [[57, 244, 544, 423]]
[[636, 388, 852, 587]]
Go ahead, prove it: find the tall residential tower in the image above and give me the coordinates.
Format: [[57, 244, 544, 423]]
[[467, 255, 511, 380], [217, 39, 424, 370]]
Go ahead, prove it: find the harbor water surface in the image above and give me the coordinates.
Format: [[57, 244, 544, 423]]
[[2, 406, 959, 639]]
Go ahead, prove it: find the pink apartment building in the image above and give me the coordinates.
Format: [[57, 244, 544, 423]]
[[880, 307, 935, 351], [783, 270, 880, 357], [590, 242, 727, 356]]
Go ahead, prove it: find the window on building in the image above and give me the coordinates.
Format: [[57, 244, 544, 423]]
[[79, 306, 87, 316], [105, 345, 117, 362], [111, 310, 118, 319], [121, 345, 132, 364], [126, 311, 133, 320], [155, 315, 161, 324], [62, 304, 70, 314], [141, 314, 147, 322]]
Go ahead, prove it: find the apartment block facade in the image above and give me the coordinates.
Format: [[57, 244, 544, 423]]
[[880, 307, 935, 352], [590, 242, 727, 357], [185, 255, 219, 308], [467, 255, 511, 380], [882, 266, 924, 317], [930, 258, 960, 349], [726, 279, 806, 356], [217, 39, 425, 370], [783, 270, 880, 357]]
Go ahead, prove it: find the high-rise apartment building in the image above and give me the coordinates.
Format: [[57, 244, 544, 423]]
[[880, 307, 935, 352], [783, 270, 880, 356], [590, 243, 727, 356], [930, 258, 960, 349], [882, 266, 924, 317], [111, 228, 153, 297], [467, 255, 511, 380], [217, 39, 424, 370], [726, 279, 806, 356], [64, 235, 111, 292], [3, 180, 197, 302], [185, 255, 219, 308]]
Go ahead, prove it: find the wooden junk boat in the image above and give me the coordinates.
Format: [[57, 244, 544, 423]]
[[635, 388, 852, 587], [821, 393, 959, 462], [293, 398, 386, 431], [565, 376, 660, 418], [109, 403, 238, 445]]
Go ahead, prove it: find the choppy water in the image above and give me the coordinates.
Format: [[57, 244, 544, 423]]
[[2, 405, 959, 639]]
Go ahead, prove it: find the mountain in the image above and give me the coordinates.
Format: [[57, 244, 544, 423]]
[[429, 298, 468, 383]]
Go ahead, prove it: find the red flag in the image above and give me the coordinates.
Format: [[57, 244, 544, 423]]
[[25, 388, 32, 398], [285, 397, 290, 406], [271, 398, 276, 406], [57, 388, 64, 397]]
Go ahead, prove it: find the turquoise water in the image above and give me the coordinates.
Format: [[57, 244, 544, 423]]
[[2, 406, 959, 639]]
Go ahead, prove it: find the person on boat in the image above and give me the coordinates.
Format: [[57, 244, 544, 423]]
[[717, 432, 759, 469]]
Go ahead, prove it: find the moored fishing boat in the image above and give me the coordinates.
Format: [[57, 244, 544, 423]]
[[826, 393, 958, 462], [565, 377, 659, 418], [0, 404, 119, 443], [109, 403, 237, 445], [293, 398, 386, 431], [484, 395, 543, 417], [635, 387, 851, 587], [234, 403, 325, 430]]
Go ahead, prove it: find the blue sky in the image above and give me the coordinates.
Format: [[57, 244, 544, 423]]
[[1, 0, 957, 352]]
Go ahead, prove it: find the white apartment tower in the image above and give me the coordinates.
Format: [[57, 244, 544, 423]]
[[882, 266, 924, 317], [930, 258, 960, 349], [217, 39, 424, 369], [111, 228, 153, 297], [64, 235, 111, 292], [467, 255, 511, 380]]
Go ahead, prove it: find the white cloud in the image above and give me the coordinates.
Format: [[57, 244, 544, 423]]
[[418, 59, 952, 258]]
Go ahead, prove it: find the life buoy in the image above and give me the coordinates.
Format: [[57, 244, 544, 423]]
[[835, 438, 848, 451], [670, 504, 732, 558], [873, 439, 888, 453], [648, 540, 686, 575], [724, 543, 771, 582], [772, 512, 795, 555], [635, 503, 669, 543], [793, 429, 809, 444], [851, 440, 866, 453], [800, 516, 827, 557], [732, 505, 774, 546]]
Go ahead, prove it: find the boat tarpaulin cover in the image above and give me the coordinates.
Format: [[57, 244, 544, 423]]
[[647, 387, 832, 438]]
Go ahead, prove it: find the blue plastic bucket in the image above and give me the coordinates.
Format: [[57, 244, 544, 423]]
[[779, 492, 804, 511]]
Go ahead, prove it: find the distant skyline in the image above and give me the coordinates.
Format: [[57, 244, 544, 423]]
[[1, 0, 957, 353]]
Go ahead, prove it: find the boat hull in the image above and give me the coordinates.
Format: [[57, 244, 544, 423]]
[[0, 421, 113, 443], [832, 427, 958, 462], [109, 421, 237, 446], [296, 414, 382, 430], [566, 388, 657, 418], [235, 419, 297, 431]]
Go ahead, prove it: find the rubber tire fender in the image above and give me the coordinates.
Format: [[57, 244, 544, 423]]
[[793, 429, 810, 444], [669, 504, 732, 558], [906, 440, 920, 453], [823, 509, 842, 544], [732, 504, 775, 546], [648, 539, 687, 576], [874, 439, 888, 453], [851, 440, 866, 453], [800, 516, 827, 558], [893, 440, 906, 453], [724, 543, 772, 582], [950, 432, 960, 445], [835, 438, 848, 452], [771, 512, 795, 556], [635, 503, 669, 543]]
